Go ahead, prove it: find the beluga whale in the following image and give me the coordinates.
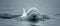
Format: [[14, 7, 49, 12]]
[[20, 7, 51, 23], [20, 7, 57, 26]]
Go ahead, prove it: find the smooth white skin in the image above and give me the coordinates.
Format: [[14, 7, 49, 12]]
[[21, 7, 40, 17], [20, 7, 41, 21]]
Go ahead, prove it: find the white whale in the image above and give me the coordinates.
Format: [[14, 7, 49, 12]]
[[21, 7, 40, 17]]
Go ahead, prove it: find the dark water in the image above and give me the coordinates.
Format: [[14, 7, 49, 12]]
[[0, 14, 59, 26]]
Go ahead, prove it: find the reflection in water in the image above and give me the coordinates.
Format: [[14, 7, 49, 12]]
[[0, 8, 56, 26], [0, 14, 21, 19]]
